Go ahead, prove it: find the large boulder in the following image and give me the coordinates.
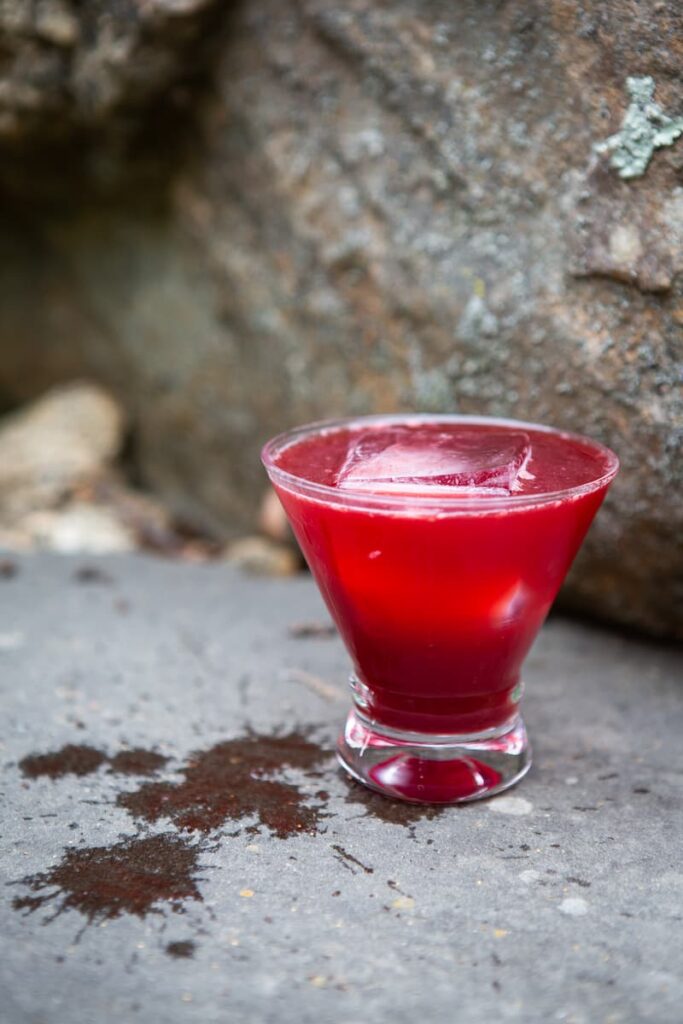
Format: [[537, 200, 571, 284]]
[[0, 0, 681, 638]]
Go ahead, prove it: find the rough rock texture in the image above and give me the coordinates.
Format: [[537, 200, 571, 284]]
[[0, 0, 223, 144], [0, 1, 682, 638]]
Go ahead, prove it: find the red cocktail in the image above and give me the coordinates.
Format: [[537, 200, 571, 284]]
[[262, 416, 618, 803]]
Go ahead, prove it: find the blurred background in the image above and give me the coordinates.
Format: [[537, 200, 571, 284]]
[[0, 0, 680, 640]]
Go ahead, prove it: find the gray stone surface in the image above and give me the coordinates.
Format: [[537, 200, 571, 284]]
[[1, 553, 682, 1024]]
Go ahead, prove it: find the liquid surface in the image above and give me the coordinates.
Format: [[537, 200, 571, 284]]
[[275, 420, 612, 499], [268, 418, 617, 735]]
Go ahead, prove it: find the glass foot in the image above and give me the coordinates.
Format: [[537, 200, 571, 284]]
[[337, 707, 531, 804]]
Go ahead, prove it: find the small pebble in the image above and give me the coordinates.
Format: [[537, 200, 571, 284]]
[[519, 869, 540, 884], [0, 631, 25, 650], [488, 796, 533, 816], [559, 897, 589, 917]]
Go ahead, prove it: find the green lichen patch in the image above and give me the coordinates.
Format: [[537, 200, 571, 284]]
[[595, 76, 683, 179]]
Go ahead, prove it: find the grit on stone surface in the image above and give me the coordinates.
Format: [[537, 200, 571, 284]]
[[1, 554, 682, 1024]]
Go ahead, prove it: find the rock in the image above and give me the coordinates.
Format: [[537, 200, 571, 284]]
[[0, 0, 224, 159], [0, 2, 682, 638], [225, 536, 300, 578], [0, 383, 124, 524], [259, 488, 294, 546], [0, 386, 223, 557], [11, 502, 135, 554]]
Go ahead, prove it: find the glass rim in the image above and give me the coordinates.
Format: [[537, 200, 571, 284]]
[[261, 413, 620, 513]]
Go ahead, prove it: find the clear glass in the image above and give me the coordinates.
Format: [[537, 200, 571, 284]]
[[262, 414, 619, 804]]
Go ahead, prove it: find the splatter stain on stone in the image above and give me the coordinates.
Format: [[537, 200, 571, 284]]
[[108, 749, 169, 776], [288, 621, 337, 639], [166, 940, 196, 959], [20, 744, 169, 780], [12, 834, 202, 923], [332, 844, 374, 875], [19, 744, 107, 779], [117, 732, 331, 838], [74, 565, 114, 585], [343, 777, 444, 827]]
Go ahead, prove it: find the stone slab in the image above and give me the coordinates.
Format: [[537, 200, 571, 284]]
[[1, 554, 682, 1023]]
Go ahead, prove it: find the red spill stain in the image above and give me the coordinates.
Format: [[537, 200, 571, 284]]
[[108, 749, 169, 775], [19, 745, 108, 779], [343, 777, 444, 827], [12, 835, 202, 923], [19, 744, 168, 780], [117, 732, 330, 838]]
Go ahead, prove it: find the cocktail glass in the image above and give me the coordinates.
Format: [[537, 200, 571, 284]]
[[262, 415, 619, 804]]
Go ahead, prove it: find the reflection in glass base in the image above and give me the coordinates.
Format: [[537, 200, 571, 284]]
[[337, 706, 531, 804]]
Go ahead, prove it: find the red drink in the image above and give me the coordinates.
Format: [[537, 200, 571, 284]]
[[263, 416, 618, 803]]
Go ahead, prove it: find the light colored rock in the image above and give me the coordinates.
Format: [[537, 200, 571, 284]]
[[0, 382, 124, 524], [487, 796, 534, 817], [19, 502, 134, 554], [559, 897, 590, 917], [259, 488, 293, 545], [225, 535, 300, 577]]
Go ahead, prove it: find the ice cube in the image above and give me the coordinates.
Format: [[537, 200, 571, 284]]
[[336, 426, 531, 495]]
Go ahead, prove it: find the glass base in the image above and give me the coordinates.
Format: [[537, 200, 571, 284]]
[[337, 707, 531, 804]]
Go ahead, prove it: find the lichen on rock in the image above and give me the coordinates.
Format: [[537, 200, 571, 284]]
[[595, 76, 683, 179]]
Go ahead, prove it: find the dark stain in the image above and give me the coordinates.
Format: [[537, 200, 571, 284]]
[[288, 621, 337, 639], [108, 749, 169, 776], [332, 844, 374, 875], [342, 776, 444, 827], [19, 745, 108, 779], [117, 731, 331, 838], [387, 879, 412, 898], [74, 566, 114, 585], [12, 834, 202, 923], [12, 730, 359, 933], [566, 876, 591, 888], [572, 805, 600, 812], [166, 940, 196, 959], [0, 558, 18, 579], [20, 744, 168, 780], [632, 787, 650, 794]]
